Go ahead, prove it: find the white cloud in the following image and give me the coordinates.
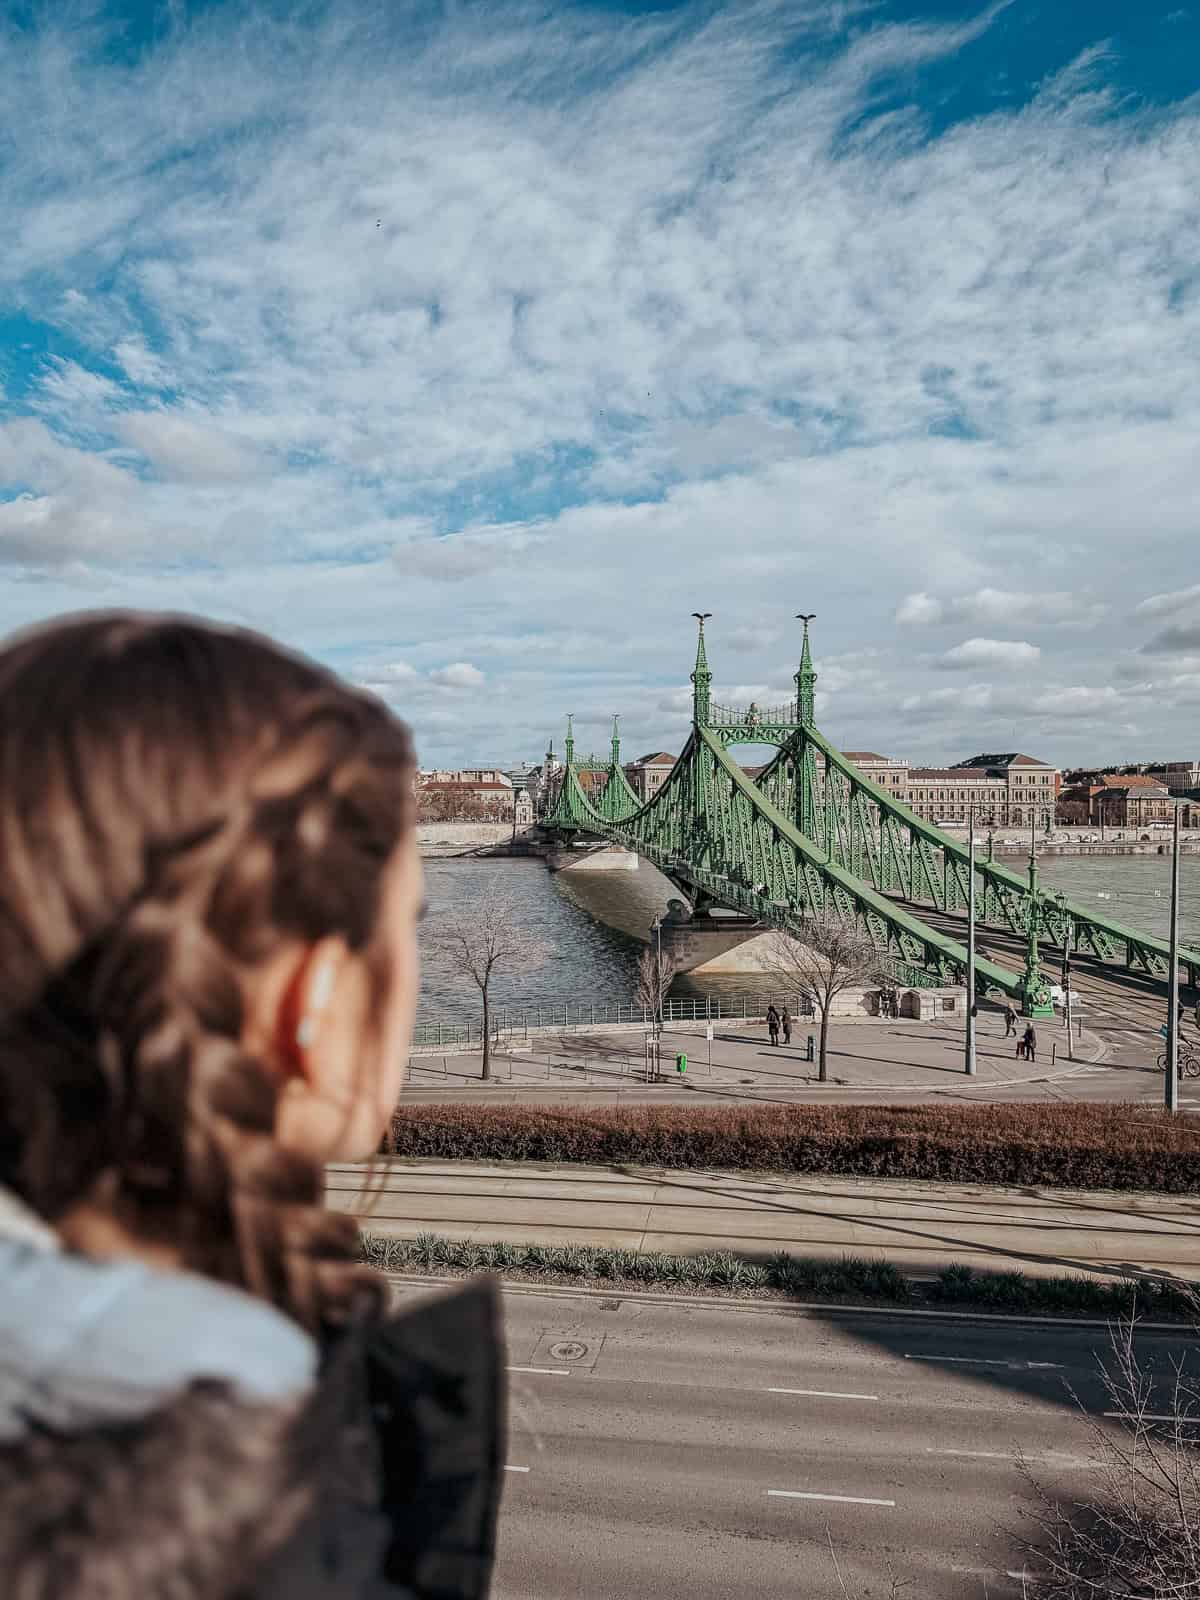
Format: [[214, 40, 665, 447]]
[[936, 637, 1041, 671], [897, 589, 1105, 629], [428, 662, 485, 689], [1142, 623, 1200, 656], [1135, 583, 1200, 620], [0, 0, 1195, 763], [117, 411, 264, 485]]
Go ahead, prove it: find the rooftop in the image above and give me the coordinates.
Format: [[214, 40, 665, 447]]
[[959, 752, 1055, 769]]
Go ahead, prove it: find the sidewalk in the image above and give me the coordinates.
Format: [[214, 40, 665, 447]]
[[329, 1159, 1200, 1284], [403, 1015, 1111, 1102]]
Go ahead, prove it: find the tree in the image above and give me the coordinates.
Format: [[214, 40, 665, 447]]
[[759, 915, 885, 1082], [422, 877, 549, 1079], [635, 941, 679, 1020]]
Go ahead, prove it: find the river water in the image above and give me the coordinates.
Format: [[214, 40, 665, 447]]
[[417, 852, 1199, 1021]]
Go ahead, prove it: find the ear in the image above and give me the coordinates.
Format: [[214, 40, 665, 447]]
[[271, 939, 344, 1080]]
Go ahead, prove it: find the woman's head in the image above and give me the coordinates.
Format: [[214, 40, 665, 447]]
[[0, 612, 420, 1328]]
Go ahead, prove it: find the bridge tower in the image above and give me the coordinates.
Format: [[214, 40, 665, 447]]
[[794, 613, 817, 727], [691, 612, 712, 725], [610, 714, 621, 768]]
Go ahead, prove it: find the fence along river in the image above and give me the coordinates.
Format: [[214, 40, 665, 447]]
[[417, 851, 1197, 1024]]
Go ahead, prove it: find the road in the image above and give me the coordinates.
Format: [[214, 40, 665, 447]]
[[392, 1280, 1198, 1600]]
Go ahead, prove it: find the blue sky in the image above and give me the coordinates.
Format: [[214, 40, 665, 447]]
[[2, 0, 1198, 766]]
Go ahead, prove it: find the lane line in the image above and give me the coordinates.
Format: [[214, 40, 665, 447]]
[[766, 1387, 879, 1400], [1104, 1411, 1200, 1423], [767, 1489, 895, 1507], [905, 1354, 1064, 1370], [926, 1447, 1092, 1468], [503, 1465, 531, 1473], [507, 1365, 571, 1377]]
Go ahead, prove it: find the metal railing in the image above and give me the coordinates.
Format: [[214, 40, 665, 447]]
[[411, 991, 817, 1050], [707, 701, 798, 727]]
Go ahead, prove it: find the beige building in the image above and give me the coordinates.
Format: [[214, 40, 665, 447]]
[[829, 750, 1060, 825], [624, 751, 676, 801]]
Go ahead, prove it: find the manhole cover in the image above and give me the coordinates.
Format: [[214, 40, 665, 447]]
[[548, 1340, 589, 1362]]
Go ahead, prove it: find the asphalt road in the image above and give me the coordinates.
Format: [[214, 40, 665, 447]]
[[393, 1281, 1199, 1600]]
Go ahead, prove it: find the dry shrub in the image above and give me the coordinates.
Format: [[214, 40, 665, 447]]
[[1024, 1315, 1200, 1596], [389, 1101, 1200, 1191]]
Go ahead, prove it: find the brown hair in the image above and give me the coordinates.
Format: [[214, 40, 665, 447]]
[[0, 612, 415, 1334]]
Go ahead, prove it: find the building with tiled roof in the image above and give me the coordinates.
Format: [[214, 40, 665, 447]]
[[624, 751, 676, 802]]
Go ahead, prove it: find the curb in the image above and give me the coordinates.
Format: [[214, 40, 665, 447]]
[[383, 1270, 1194, 1334]]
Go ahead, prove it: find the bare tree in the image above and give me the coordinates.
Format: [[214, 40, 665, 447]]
[[1020, 1309, 1200, 1597], [635, 942, 679, 1020], [423, 878, 549, 1079], [760, 915, 884, 1082]]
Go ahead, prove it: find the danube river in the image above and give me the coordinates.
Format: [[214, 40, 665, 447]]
[[417, 852, 1199, 1021]]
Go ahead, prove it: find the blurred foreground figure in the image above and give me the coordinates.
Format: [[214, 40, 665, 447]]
[[0, 613, 503, 1599]]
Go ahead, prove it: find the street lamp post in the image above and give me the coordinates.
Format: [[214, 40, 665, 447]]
[[1052, 890, 1075, 1061], [966, 808, 977, 1076], [1166, 801, 1182, 1113]]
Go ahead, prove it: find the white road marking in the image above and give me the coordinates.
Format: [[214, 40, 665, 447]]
[[925, 1447, 1009, 1460], [905, 1354, 1064, 1370], [767, 1489, 895, 1507], [507, 1365, 571, 1376], [766, 1387, 879, 1400], [926, 1447, 1092, 1468], [1104, 1411, 1200, 1423], [503, 1465, 531, 1473]]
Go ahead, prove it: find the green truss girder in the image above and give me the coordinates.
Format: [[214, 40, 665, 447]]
[[545, 727, 1026, 996], [544, 708, 1200, 994]]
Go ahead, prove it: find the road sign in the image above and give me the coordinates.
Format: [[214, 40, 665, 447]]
[[705, 1023, 714, 1041]]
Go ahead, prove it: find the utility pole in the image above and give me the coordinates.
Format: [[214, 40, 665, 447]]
[[966, 808, 977, 1075], [1166, 801, 1182, 1113]]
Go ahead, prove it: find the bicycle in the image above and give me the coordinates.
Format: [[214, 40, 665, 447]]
[[1158, 1045, 1200, 1078]]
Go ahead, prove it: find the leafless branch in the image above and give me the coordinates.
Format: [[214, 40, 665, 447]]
[[422, 876, 550, 1078]]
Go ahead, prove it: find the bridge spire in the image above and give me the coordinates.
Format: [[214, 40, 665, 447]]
[[564, 713, 575, 768], [610, 714, 621, 769], [794, 613, 817, 727], [691, 613, 713, 725]]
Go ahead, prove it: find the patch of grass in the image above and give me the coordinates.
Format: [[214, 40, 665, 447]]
[[386, 1101, 1200, 1193], [360, 1232, 1198, 1319]]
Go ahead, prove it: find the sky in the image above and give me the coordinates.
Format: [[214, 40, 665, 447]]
[[2, 0, 1198, 770]]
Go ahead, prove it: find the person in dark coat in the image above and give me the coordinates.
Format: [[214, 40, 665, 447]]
[[0, 614, 504, 1598], [766, 1003, 780, 1045], [1023, 1022, 1038, 1064], [781, 1006, 792, 1045], [1003, 1004, 1018, 1037]]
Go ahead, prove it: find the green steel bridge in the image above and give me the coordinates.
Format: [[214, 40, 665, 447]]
[[542, 618, 1199, 1015]]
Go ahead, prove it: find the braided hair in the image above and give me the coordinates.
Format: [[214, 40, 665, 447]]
[[0, 612, 415, 1334]]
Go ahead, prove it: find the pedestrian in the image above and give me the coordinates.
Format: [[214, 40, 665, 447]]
[[1023, 1022, 1038, 1064], [781, 1006, 792, 1045], [766, 1003, 780, 1046], [0, 615, 502, 1597], [1003, 1004, 1018, 1037]]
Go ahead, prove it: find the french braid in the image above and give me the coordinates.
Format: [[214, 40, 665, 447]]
[[0, 614, 414, 1335]]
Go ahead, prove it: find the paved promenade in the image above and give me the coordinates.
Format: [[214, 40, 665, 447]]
[[330, 1159, 1200, 1283], [401, 1010, 1179, 1106]]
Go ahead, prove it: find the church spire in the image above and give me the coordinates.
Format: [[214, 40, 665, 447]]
[[794, 613, 817, 727], [691, 612, 712, 725]]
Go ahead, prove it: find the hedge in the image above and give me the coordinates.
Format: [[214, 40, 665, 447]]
[[362, 1232, 1198, 1319], [387, 1101, 1200, 1191]]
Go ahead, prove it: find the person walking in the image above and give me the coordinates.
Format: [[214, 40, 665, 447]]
[[0, 614, 502, 1598], [1023, 1022, 1038, 1064], [766, 1003, 780, 1046], [781, 1006, 792, 1046], [1003, 1003, 1018, 1037]]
